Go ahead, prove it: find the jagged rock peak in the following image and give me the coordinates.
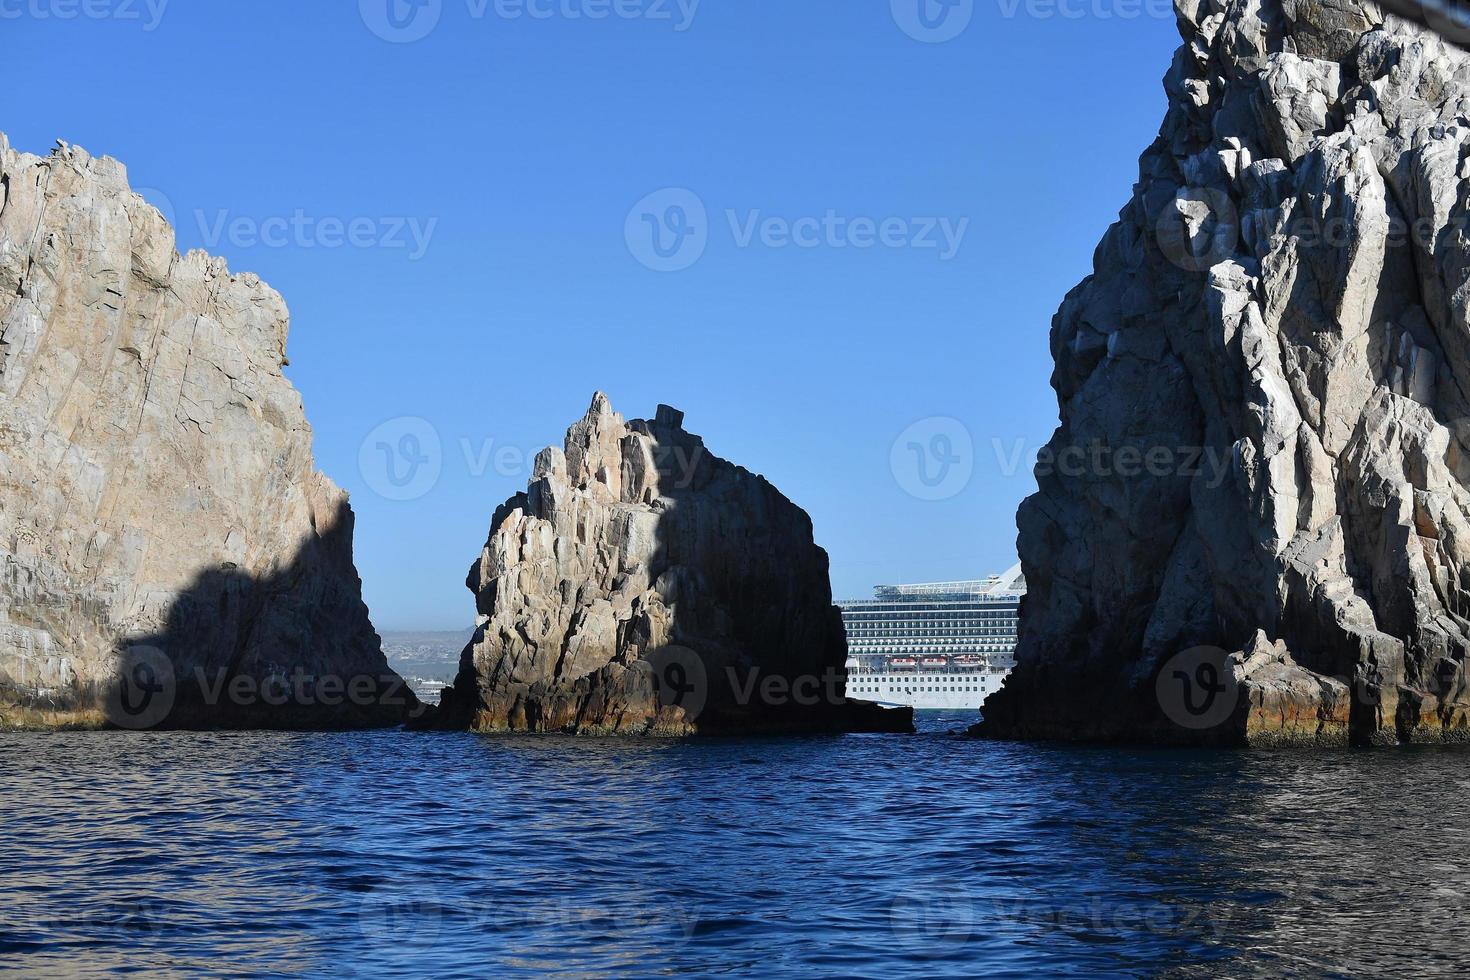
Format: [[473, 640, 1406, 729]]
[[0, 133, 414, 729], [978, 1, 1470, 745], [434, 393, 911, 735]]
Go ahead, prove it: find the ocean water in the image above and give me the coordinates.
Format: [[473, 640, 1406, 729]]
[[4, 711, 1470, 978]]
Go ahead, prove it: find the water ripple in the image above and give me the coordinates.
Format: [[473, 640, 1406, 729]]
[[3, 716, 1470, 976]]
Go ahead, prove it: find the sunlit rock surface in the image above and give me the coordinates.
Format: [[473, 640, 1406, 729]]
[[979, 0, 1470, 745], [435, 394, 911, 735], [0, 134, 413, 729]]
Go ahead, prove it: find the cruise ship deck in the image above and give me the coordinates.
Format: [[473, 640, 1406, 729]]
[[840, 566, 1025, 711]]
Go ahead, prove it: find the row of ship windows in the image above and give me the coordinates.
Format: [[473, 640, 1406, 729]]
[[850, 640, 1014, 646], [844, 609, 1018, 615], [851, 648, 1013, 654], [844, 619, 1018, 626], [848, 619, 1017, 625], [849, 632, 1014, 638], [855, 674, 1005, 682], [851, 642, 1012, 647], [846, 602, 1017, 608], [852, 685, 986, 693], [847, 627, 1015, 634]]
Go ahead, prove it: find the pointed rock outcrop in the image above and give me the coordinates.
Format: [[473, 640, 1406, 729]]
[[0, 134, 414, 728], [979, 1, 1470, 745], [435, 394, 911, 735]]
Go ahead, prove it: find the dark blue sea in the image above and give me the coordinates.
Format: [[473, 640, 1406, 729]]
[[3, 711, 1468, 978]]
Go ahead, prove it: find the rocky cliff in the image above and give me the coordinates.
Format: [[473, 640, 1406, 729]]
[[435, 394, 910, 735], [0, 134, 414, 729], [978, 0, 1470, 746]]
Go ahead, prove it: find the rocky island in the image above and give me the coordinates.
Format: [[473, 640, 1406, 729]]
[[434, 394, 911, 735], [979, 0, 1470, 746], [0, 134, 413, 729]]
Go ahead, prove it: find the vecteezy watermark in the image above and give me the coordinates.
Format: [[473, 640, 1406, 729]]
[[356, 417, 710, 502], [625, 188, 708, 273], [625, 188, 970, 272], [194, 210, 438, 260], [359, 417, 444, 502], [891, 417, 974, 501], [643, 655, 872, 723], [989, 437, 1238, 490], [1156, 187, 1239, 274], [891, 886, 1241, 946], [726, 210, 968, 259], [891, 0, 973, 42], [1155, 641, 1392, 732], [726, 666, 850, 710], [122, 186, 437, 259], [101, 646, 422, 730], [359, 0, 443, 42], [891, 887, 973, 954], [1151, 183, 1470, 275], [1155, 646, 1240, 731], [24, 901, 171, 940], [131, 186, 177, 230], [0, 0, 169, 30], [104, 645, 176, 730], [890, 884, 975, 954], [357, 883, 702, 950], [1417, 0, 1470, 43], [647, 646, 708, 720], [994, 0, 1176, 19], [359, 886, 444, 950], [360, 0, 700, 42]]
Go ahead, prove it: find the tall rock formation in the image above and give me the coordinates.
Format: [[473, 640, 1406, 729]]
[[979, 1, 1470, 746], [0, 134, 414, 729], [435, 394, 910, 735]]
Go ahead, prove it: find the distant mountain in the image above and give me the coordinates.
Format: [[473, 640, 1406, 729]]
[[380, 630, 475, 685]]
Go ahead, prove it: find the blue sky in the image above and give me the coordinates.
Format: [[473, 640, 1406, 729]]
[[6, 0, 1181, 629]]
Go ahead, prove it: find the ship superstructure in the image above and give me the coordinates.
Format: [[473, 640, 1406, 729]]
[[840, 566, 1025, 711]]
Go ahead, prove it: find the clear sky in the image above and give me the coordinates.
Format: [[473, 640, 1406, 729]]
[[7, 0, 1181, 630]]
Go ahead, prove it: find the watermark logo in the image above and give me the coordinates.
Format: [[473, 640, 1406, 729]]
[[1155, 646, 1239, 731], [891, 0, 973, 42], [1156, 186, 1238, 273], [0, 0, 170, 30], [354, 423, 707, 501], [626, 187, 708, 273], [890, 886, 974, 953], [122, 183, 437, 259], [492, 0, 700, 29], [360, 0, 443, 42], [359, 886, 443, 949], [195, 210, 438, 260], [891, 416, 974, 500], [727, 210, 967, 259], [132, 186, 177, 231], [994, 0, 1178, 18], [987, 437, 1238, 490], [104, 645, 175, 730], [647, 645, 707, 720], [626, 189, 969, 271], [360, 0, 700, 42], [359, 417, 444, 502], [1415, 0, 1470, 46]]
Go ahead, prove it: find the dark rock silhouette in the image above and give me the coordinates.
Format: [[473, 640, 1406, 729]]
[[431, 394, 912, 735], [4, 499, 417, 729], [103, 499, 418, 729]]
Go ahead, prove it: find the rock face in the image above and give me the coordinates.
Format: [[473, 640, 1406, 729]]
[[435, 394, 910, 735], [0, 134, 413, 729], [979, 1, 1470, 746]]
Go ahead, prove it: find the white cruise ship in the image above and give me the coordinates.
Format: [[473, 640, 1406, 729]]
[[840, 566, 1025, 711]]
